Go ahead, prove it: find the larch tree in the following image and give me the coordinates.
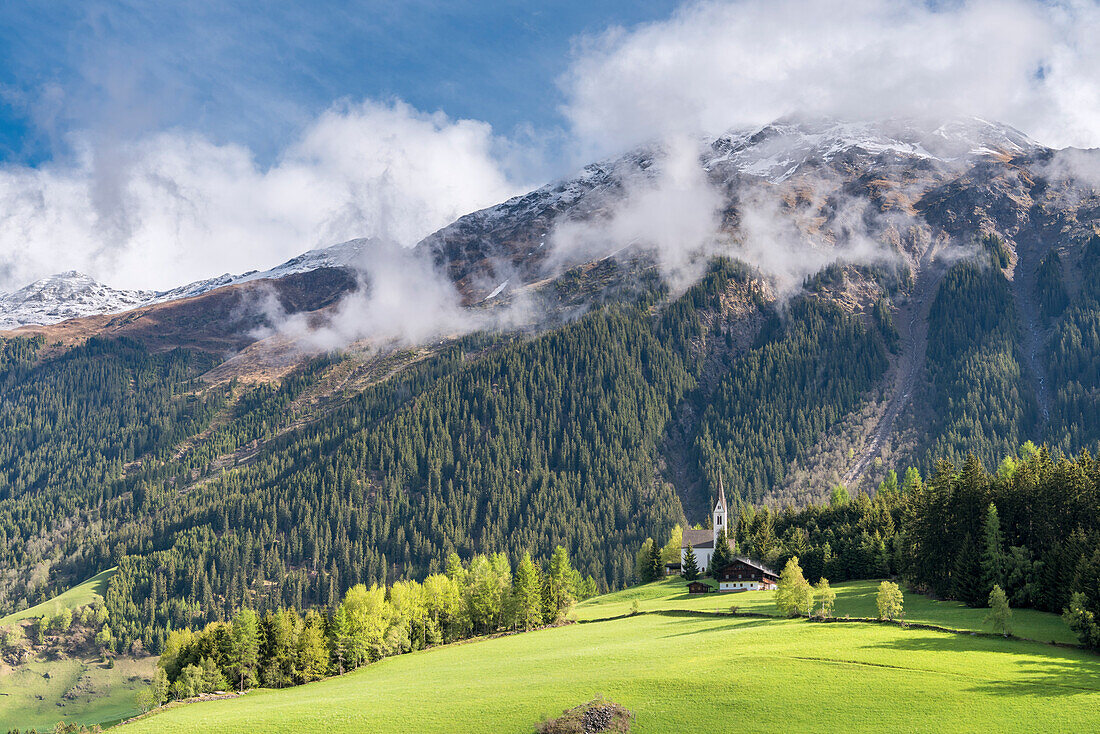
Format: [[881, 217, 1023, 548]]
[[813, 577, 836, 619], [775, 557, 814, 617], [545, 546, 577, 621], [513, 552, 544, 630], [876, 581, 904, 621], [230, 608, 260, 692], [986, 585, 1012, 636]]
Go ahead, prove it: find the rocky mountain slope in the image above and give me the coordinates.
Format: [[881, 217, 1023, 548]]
[[1, 115, 1097, 505]]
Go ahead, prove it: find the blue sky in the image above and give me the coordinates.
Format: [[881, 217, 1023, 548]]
[[0, 1, 677, 168], [0, 0, 1094, 293]]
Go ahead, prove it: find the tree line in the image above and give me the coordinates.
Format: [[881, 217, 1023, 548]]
[[146, 546, 592, 707]]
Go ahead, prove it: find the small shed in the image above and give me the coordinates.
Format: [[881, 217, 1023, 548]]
[[686, 580, 714, 594]]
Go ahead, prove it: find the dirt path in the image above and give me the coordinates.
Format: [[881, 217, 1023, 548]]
[[842, 256, 942, 485]]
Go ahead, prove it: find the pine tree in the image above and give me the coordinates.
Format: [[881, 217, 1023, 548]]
[[682, 545, 700, 581], [647, 539, 664, 582], [951, 534, 983, 607], [710, 528, 734, 574], [979, 503, 1007, 604]]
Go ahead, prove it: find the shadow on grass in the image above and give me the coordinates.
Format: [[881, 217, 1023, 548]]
[[659, 617, 775, 639], [866, 632, 1100, 697], [88, 568, 115, 598]]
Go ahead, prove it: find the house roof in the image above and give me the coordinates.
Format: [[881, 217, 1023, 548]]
[[716, 556, 778, 577]]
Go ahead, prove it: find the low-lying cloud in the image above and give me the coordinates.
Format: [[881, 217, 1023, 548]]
[[549, 136, 907, 298], [0, 100, 520, 292], [561, 0, 1100, 160]]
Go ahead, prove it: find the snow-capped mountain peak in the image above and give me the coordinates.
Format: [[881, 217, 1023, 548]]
[[0, 271, 158, 330], [0, 239, 371, 330], [704, 116, 1040, 183], [147, 238, 370, 306]]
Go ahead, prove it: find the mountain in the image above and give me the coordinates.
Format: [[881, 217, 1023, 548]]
[[0, 271, 156, 330], [0, 240, 370, 334], [0, 116, 1098, 678], [146, 238, 371, 305]]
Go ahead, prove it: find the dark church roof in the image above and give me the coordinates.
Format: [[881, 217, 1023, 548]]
[[682, 528, 713, 549], [682, 528, 737, 553]]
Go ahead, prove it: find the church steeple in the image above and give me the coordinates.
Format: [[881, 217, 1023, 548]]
[[713, 474, 728, 546]]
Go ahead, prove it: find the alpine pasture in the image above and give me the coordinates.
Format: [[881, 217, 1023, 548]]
[[116, 580, 1100, 733]]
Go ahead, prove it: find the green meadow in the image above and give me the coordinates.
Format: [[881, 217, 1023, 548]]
[[117, 580, 1099, 733], [572, 579, 1079, 644], [0, 568, 116, 628], [0, 654, 154, 732], [0, 567, 157, 732]]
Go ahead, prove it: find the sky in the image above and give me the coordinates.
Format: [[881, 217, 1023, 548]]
[[0, 1, 676, 169], [0, 0, 1097, 292]]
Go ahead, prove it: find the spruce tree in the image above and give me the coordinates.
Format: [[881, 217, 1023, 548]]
[[709, 528, 734, 574], [951, 534, 983, 607], [647, 539, 664, 582], [682, 545, 700, 581], [979, 503, 1006, 604]]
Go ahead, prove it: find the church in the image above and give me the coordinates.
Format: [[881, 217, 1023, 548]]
[[680, 477, 778, 591], [680, 476, 735, 573]]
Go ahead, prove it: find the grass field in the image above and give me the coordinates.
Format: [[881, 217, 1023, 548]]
[[117, 607, 1100, 733], [0, 654, 154, 731], [0, 568, 116, 628], [572, 579, 1079, 644]]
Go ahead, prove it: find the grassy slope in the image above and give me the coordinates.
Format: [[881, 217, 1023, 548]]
[[118, 610, 1100, 734], [0, 655, 154, 731], [572, 579, 1078, 644], [0, 568, 116, 627], [0, 567, 154, 732]]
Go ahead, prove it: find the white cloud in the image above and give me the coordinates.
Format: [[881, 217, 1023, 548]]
[[550, 136, 725, 289], [561, 0, 1100, 158], [0, 100, 520, 291]]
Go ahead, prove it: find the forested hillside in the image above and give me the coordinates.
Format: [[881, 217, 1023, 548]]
[[3, 224, 1100, 660]]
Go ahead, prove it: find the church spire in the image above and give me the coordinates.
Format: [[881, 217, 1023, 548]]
[[713, 474, 728, 546]]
